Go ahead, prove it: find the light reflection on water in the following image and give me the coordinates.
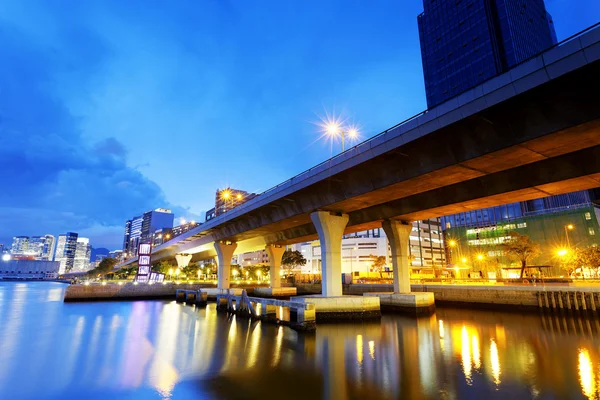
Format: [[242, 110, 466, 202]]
[[1, 282, 600, 399]]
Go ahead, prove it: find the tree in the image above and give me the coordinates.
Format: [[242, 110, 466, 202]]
[[575, 246, 600, 278], [281, 250, 307, 273], [152, 261, 173, 275], [369, 254, 388, 278], [502, 232, 541, 279], [182, 262, 200, 279], [87, 257, 118, 278]]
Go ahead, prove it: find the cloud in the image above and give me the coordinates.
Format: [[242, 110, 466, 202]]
[[0, 14, 196, 249]]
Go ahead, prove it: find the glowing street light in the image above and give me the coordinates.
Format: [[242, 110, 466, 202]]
[[221, 190, 231, 200], [476, 254, 485, 261], [557, 248, 569, 257], [324, 120, 361, 152], [565, 224, 574, 247], [448, 240, 457, 247], [461, 257, 467, 264]]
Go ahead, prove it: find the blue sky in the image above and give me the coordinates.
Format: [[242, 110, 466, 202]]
[[0, 0, 598, 250]]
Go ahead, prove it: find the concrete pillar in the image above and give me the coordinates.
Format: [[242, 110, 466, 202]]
[[214, 241, 237, 289], [175, 253, 192, 269], [266, 245, 285, 289], [382, 219, 413, 294], [310, 211, 349, 297]]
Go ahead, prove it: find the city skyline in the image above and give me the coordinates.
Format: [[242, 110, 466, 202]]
[[1, 0, 598, 250]]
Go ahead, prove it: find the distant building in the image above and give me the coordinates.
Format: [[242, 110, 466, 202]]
[[0, 259, 60, 280], [54, 232, 78, 274], [206, 188, 257, 221], [11, 236, 29, 256], [109, 250, 124, 262], [418, 0, 557, 108], [73, 237, 91, 272], [123, 208, 174, 257], [10, 235, 55, 261]]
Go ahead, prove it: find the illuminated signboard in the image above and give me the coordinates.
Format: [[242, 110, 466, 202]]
[[135, 242, 152, 282]]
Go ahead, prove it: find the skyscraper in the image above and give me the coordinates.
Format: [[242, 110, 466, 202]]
[[73, 237, 91, 272], [11, 236, 29, 256], [418, 0, 557, 108], [123, 209, 174, 257], [40, 235, 56, 261], [54, 232, 78, 274]]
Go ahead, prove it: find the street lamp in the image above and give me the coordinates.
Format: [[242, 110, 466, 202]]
[[326, 122, 360, 152], [168, 268, 173, 281], [565, 224, 574, 247]]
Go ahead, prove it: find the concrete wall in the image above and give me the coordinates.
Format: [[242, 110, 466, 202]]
[[295, 283, 600, 310], [64, 282, 270, 302]]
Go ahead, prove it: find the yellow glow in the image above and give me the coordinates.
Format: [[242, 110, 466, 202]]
[[461, 326, 472, 384], [476, 254, 484, 260], [567, 224, 575, 230], [236, 193, 242, 200], [221, 190, 231, 200], [168, 268, 173, 275], [84, 281, 90, 286], [472, 334, 481, 369], [118, 282, 123, 286], [448, 240, 457, 247], [461, 257, 467, 263], [256, 270, 261, 277], [190, 220, 196, 225], [165, 234, 170, 239], [175, 269, 180, 276], [368, 340, 375, 360], [439, 319, 445, 339], [101, 281, 107, 286], [490, 339, 501, 386], [557, 248, 569, 257], [356, 335, 364, 365], [232, 269, 239, 277], [179, 217, 186, 225], [579, 348, 595, 398]]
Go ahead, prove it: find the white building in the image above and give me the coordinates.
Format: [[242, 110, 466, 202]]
[[11, 236, 30, 256], [11, 235, 56, 260], [0, 258, 60, 280], [291, 219, 445, 274], [73, 237, 91, 272]]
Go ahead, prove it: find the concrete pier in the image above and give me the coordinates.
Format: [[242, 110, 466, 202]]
[[364, 292, 435, 316], [291, 295, 381, 321], [253, 287, 297, 297]]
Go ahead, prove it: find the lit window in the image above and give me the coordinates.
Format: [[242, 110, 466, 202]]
[[585, 212, 592, 220], [589, 228, 596, 236]]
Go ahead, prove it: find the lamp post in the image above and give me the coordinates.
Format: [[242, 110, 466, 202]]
[[326, 122, 359, 152], [565, 224, 574, 248]]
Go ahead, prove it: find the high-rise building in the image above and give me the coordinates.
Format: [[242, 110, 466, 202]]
[[73, 237, 91, 272], [54, 232, 78, 274], [40, 235, 56, 261], [123, 209, 174, 257], [418, 0, 557, 108]]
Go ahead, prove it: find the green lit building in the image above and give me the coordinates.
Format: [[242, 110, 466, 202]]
[[444, 205, 600, 278]]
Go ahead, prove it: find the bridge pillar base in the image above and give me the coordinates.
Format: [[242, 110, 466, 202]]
[[254, 287, 297, 298], [382, 220, 413, 294], [215, 241, 237, 289], [266, 244, 285, 289], [291, 295, 380, 322], [364, 292, 435, 316]]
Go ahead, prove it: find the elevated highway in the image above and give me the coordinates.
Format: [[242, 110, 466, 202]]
[[120, 25, 600, 310]]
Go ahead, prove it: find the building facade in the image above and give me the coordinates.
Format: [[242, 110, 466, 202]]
[[206, 188, 257, 221], [444, 205, 600, 277], [418, 0, 557, 108], [10, 235, 55, 260], [73, 237, 91, 272], [0, 259, 60, 280], [123, 208, 174, 257], [291, 219, 445, 275], [54, 232, 78, 274]]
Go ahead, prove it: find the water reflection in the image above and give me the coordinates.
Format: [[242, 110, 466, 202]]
[[2, 283, 600, 399]]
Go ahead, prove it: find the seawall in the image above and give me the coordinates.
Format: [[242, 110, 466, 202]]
[[296, 283, 600, 311], [63, 282, 269, 302]]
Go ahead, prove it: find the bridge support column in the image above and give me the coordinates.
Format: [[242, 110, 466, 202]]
[[255, 245, 298, 298], [311, 211, 349, 297], [364, 219, 435, 315], [266, 244, 285, 289], [175, 254, 192, 269], [215, 241, 237, 289], [382, 220, 412, 294]]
